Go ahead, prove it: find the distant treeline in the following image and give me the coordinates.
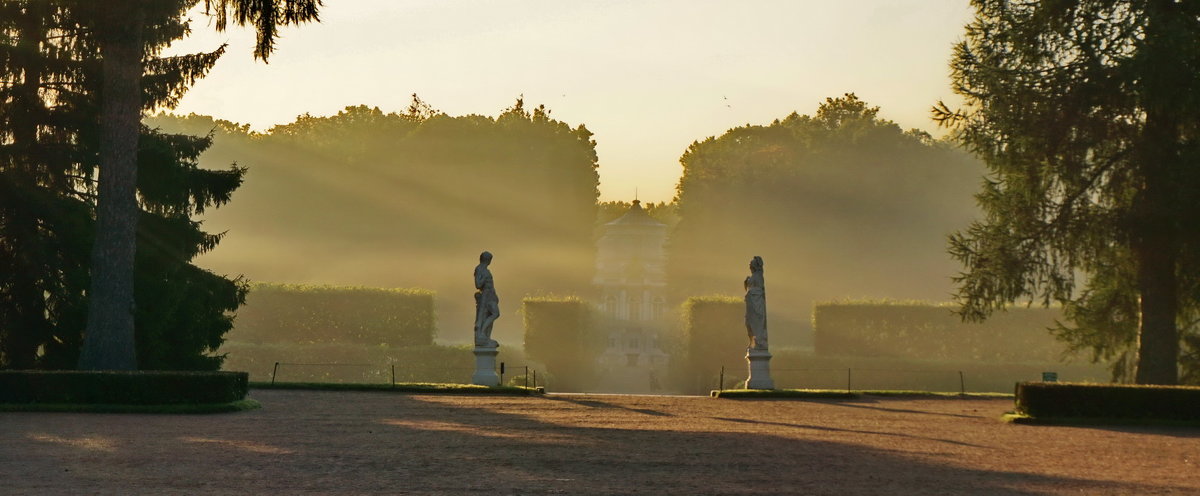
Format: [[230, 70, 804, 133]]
[[669, 94, 983, 346], [147, 98, 599, 344]]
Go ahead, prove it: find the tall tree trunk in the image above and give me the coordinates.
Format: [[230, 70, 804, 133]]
[[1134, 235, 1179, 384], [1132, 0, 1182, 385], [78, 7, 144, 371]]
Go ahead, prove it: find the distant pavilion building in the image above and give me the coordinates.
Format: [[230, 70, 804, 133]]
[[593, 200, 670, 390]]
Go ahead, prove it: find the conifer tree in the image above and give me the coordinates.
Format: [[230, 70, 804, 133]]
[[0, 0, 247, 370], [72, 0, 320, 370], [938, 1, 1200, 384]]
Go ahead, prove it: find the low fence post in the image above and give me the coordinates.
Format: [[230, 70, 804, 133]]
[[959, 370, 965, 395], [391, 364, 396, 388], [533, 369, 537, 389], [719, 366, 725, 391], [271, 362, 280, 386], [847, 368, 852, 393]]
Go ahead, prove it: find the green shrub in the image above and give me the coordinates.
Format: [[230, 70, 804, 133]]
[[230, 283, 435, 346], [1015, 382, 1200, 421], [0, 370, 248, 405], [522, 296, 601, 390], [813, 300, 1067, 362]]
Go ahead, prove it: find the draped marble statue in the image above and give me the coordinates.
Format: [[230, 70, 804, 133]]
[[744, 255, 767, 351], [474, 251, 500, 348]]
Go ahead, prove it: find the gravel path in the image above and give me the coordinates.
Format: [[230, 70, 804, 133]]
[[2, 390, 1198, 495]]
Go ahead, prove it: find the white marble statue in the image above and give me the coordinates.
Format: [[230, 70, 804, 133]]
[[744, 255, 767, 351], [474, 251, 500, 347]]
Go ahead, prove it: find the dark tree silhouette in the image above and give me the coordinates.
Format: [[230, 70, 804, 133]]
[[75, 0, 320, 370], [0, 1, 248, 371], [938, 1, 1200, 384]]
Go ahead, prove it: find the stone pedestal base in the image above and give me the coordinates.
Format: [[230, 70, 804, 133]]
[[745, 348, 775, 390], [472, 346, 500, 386]]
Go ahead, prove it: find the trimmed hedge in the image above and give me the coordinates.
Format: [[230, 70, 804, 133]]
[[231, 283, 435, 346], [0, 399, 261, 414], [682, 296, 746, 382], [522, 296, 600, 390], [1016, 382, 1200, 421], [0, 370, 249, 405], [813, 300, 1067, 362]]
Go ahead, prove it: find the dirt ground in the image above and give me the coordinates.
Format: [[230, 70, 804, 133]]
[[2, 390, 1198, 495]]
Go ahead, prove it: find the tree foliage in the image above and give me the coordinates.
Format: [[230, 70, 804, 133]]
[[67, 0, 319, 370], [0, 1, 246, 371], [669, 94, 982, 345], [147, 96, 600, 344], [938, 0, 1200, 384]]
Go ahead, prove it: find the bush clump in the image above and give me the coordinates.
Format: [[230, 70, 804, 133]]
[[1015, 382, 1200, 421], [231, 283, 435, 347], [0, 370, 249, 405]]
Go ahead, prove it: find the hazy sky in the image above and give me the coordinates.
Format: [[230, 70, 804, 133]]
[[165, 0, 974, 203]]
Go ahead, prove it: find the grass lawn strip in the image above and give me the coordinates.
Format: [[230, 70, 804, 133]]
[[712, 388, 1013, 399], [0, 398, 261, 414], [251, 381, 544, 395]]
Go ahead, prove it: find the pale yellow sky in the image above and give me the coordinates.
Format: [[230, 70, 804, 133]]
[[165, 0, 974, 203]]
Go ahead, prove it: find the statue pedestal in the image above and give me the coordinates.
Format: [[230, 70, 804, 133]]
[[745, 348, 775, 390], [471, 346, 500, 386]]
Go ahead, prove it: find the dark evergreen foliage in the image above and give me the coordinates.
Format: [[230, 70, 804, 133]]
[[938, 1, 1200, 384], [70, 0, 320, 370], [0, 1, 246, 371]]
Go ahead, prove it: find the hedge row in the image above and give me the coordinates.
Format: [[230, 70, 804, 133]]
[[521, 296, 601, 390], [0, 370, 249, 405], [1015, 382, 1200, 421], [230, 283, 435, 346], [814, 300, 1067, 362]]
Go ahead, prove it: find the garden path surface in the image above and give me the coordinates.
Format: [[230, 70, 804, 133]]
[[1, 389, 1198, 495]]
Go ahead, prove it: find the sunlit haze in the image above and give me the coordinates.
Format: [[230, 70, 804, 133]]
[[164, 0, 973, 203]]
